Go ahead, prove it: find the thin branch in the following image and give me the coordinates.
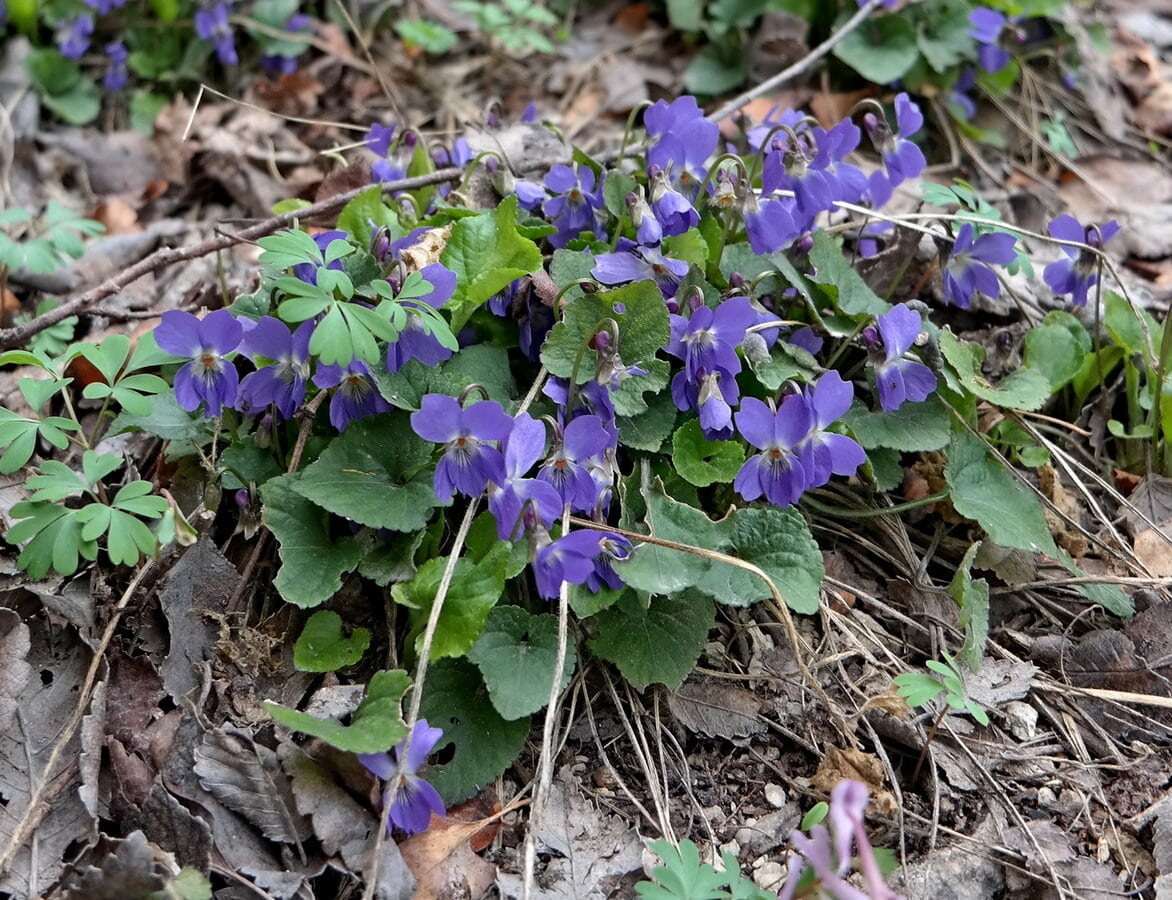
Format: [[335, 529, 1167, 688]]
[[706, 0, 887, 124], [0, 168, 463, 351]]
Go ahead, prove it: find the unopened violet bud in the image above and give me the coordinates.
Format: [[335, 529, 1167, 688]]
[[741, 331, 770, 366], [795, 233, 815, 255], [254, 411, 274, 448], [235, 489, 251, 509], [728, 271, 745, 289], [387, 269, 403, 294], [371, 226, 391, 262], [861, 324, 879, 347], [593, 330, 611, 351], [665, 298, 680, 314], [486, 110, 500, 128], [647, 163, 663, 180], [686, 288, 704, 314], [402, 130, 418, 148]]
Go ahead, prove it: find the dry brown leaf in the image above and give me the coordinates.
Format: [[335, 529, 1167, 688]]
[[90, 198, 140, 235], [1136, 82, 1172, 135], [0, 609, 31, 733], [1133, 526, 1172, 575], [811, 747, 895, 813], [667, 679, 767, 739], [398, 815, 495, 900]]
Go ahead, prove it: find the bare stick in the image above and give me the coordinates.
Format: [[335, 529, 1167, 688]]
[[0, 168, 462, 351], [706, 0, 887, 124]]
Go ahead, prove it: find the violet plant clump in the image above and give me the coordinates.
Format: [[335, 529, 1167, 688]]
[[5, 82, 1136, 862]]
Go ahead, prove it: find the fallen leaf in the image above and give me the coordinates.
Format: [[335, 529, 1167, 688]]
[[496, 767, 646, 899], [90, 198, 140, 235], [0, 609, 31, 733], [811, 747, 896, 813], [60, 831, 170, 899], [193, 726, 312, 853], [667, 679, 767, 739], [397, 815, 494, 900]]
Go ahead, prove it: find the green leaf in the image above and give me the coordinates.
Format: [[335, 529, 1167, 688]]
[[616, 396, 678, 452], [671, 419, 745, 487], [395, 18, 459, 53], [108, 392, 216, 442], [664, 0, 703, 30], [337, 187, 400, 250], [939, 329, 1053, 411], [130, 90, 169, 134], [418, 658, 531, 804], [1104, 290, 1158, 357], [294, 610, 371, 672], [694, 506, 824, 614], [293, 413, 440, 532], [892, 672, 945, 709], [395, 544, 509, 661], [358, 530, 423, 586], [807, 231, 889, 316], [683, 41, 749, 95], [1022, 322, 1086, 390], [441, 195, 543, 332], [6, 501, 98, 578], [258, 230, 325, 270], [26, 50, 101, 125], [265, 669, 410, 753], [638, 839, 729, 900], [945, 429, 1058, 557], [541, 280, 670, 394], [613, 479, 715, 594], [832, 12, 919, 85], [915, 0, 972, 72], [260, 473, 364, 608], [951, 542, 990, 670], [602, 171, 639, 219], [589, 589, 715, 691], [748, 339, 820, 391], [842, 394, 951, 451], [466, 606, 576, 720]]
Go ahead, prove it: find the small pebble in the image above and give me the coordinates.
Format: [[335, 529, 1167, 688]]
[[754, 861, 786, 892], [764, 783, 787, 808], [1003, 701, 1038, 740]]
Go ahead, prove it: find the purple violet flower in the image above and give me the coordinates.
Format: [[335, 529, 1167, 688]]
[[533, 529, 618, 600], [796, 372, 866, 489], [543, 376, 616, 426], [488, 413, 563, 541], [733, 394, 813, 507], [969, 7, 1012, 72], [648, 166, 699, 237], [947, 68, 978, 121], [312, 359, 392, 431], [58, 14, 94, 59], [744, 195, 799, 255], [385, 263, 457, 372], [236, 317, 313, 420], [542, 165, 605, 248], [366, 122, 396, 157], [864, 93, 927, 188], [671, 367, 739, 441], [627, 190, 663, 247], [585, 532, 633, 593], [103, 41, 129, 91], [666, 295, 755, 381], [538, 415, 613, 513], [195, 3, 238, 66], [592, 239, 689, 298], [761, 130, 837, 227], [1043, 214, 1120, 307], [358, 720, 446, 835], [410, 394, 513, 503], [870, 303, 936, 411], [942, 224, 1017, 308], [156, 309, 243, 417], [84, 0, 125, 12]]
